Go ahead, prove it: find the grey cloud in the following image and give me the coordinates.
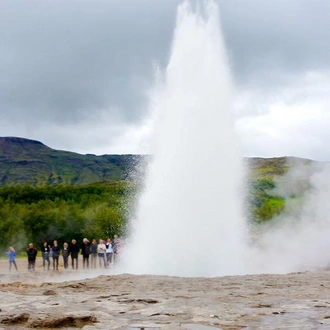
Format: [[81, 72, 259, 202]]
[[219, 0, 330, 85], [0, 0, 179, 125], [2, 0, 329, 124], [0, 0, 329, 157]]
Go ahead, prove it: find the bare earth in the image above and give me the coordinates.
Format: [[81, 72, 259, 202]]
[[0, 258, 330, 329]]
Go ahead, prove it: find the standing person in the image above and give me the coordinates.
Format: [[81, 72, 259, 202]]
[[81, 238, 91, 269], [52, 240, 60, 270], [7, 246, 18, 272], [105, 238, 114, 267], [90, 239, 98, 269], [26, 243, 38, 271], [113, 235, 120, 263], [97, 239, 106, 268], [69, 239, 80, 270], [41, 242, 51, 271], [62, 242, 69, 269]]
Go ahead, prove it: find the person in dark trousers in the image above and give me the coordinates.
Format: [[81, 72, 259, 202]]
[[62, 242, 69, 269], [52, 240, 61, 270], [97, 239, 106, 268], [26, 243, 38, 271], [69, 239, 80, 269], [90, 239, 98, 269], [7, 246, 18, 272], [81, 238, 91, 269], [105, 238, 114, 267], [41, 241, 51, 271]]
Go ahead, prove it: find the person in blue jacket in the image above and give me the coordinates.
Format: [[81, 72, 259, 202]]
[[7, 246, 18, 272]]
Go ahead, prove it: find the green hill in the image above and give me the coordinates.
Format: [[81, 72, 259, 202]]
[[0, 136, 325, 250], [246, 156, 314, 178], [245, 156, 319, 224], [0, 137, 144, 186], [0, 136, 318, 188]]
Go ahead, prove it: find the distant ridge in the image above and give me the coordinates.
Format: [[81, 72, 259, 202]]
[[0, 136, 320, 187], [0, 137, 143, 186], [0, 136, 45, 145]]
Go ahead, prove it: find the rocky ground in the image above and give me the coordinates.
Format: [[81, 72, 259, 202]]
[[0, 258, 330, 329]]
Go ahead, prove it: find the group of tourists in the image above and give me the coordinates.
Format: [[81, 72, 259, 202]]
[[7, 235, 122, 272]]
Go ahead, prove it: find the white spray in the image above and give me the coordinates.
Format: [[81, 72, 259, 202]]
[[252, 161, 330, 273], [120, 1, 249, 277]]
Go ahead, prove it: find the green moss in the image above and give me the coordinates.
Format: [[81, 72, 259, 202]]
[[248, 175, 286, 223], [254, 197, 285, 223]]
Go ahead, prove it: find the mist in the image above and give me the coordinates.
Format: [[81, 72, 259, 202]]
[[252, 159, 330, 273]]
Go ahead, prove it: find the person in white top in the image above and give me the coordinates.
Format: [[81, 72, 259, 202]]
[[105, 238, 114, 267], [97, 239, 106, 268]]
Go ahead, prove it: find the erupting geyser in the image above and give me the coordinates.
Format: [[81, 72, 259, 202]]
[[121, 0, 249, 276]]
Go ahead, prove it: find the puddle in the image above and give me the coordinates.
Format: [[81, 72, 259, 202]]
[[182, 324, 222, 330], [128, 324, 222, 330], [128, 323, 162, 329], [253, 309, 323, 329]]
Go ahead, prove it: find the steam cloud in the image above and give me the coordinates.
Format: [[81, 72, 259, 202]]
[[252, 159, 330, 273]]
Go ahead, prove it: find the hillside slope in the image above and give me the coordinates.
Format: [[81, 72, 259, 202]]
[[0, 137, 143, 186], [0, 136, 326, 236], [0, 136, 320, 189]]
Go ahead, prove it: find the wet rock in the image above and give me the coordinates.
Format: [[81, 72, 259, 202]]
[[119, 298, 160, 304], [252, 303, 273, 308], [0, 312, 30, 325], [28, 314, 97, 328], [1, 264, 330, 329], [43, 289, 57, 295]]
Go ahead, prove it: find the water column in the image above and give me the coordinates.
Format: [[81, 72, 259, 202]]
[[121, 0, 248, 277]]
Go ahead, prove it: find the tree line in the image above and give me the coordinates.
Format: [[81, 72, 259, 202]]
[[0, 176, 286, 255], [0, 181, 137, 254]]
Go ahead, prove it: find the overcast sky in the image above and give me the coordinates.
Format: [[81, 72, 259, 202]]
[[1, 0, 330, 160]]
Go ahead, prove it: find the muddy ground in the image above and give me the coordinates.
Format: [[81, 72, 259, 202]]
[[0, 258, 330, 329]]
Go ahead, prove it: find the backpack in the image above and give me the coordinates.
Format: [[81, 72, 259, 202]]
[[62, 248, 69, 257], [83, 243, 91, 255], [27, 247, 37, 258]]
